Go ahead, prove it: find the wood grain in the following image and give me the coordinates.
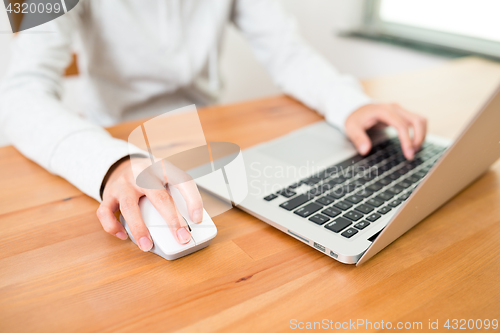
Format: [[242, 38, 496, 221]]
[[64, 53, 80, 77], [1, 57, 500, 332]]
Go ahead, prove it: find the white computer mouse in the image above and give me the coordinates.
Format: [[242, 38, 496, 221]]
[[120, 185, 217, 260]]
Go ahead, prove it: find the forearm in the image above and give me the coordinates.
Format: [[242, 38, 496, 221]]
[[266, 43, 373, 131], [0, 90, 145, 201], [233, 0, 372, 131]]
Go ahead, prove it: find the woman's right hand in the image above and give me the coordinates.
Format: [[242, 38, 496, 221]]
[[96, 157, 204, 251]]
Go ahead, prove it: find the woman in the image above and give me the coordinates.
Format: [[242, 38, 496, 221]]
[[0, 0, 426, 252]]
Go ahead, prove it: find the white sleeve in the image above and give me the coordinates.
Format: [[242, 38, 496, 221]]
[[232, 0, 373, 131], [0, 9, 145, 201]]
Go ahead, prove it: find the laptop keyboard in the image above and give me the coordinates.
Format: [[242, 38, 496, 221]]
[[263, 138, 446, 239]]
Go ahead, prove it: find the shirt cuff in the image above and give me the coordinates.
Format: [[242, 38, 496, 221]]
[[49, 129, 148, 202], [323, 87, 373, 133]]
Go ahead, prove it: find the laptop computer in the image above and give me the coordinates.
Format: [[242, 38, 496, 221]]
[[196, 85, 500, 265]]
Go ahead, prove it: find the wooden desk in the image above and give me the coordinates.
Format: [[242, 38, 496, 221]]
[[1, 57, 500, 332]]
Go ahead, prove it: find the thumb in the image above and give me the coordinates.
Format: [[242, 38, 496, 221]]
[[346, 125, 372, 155]]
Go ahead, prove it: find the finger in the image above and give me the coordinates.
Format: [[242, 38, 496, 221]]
[[96, 198, 128, 240], [376, 109, 415, 160], [145, 189, 192, 245], [119, 192, 153, 251], [160, 161, 204, 223], [345, 119, 372, 155], [401, 111, 427, 150], [173, 179, 204, 224]]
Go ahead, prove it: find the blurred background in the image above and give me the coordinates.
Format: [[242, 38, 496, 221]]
[[0, 0, 498, 147]]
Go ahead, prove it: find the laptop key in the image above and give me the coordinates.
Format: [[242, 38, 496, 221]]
[[354, 221, 370, 230], [366, 198, 383, 207], [365, 213, 381, 222], [397, 168, 409, 175], [388, 199, 402, 207], [345, 195, 363, 204], [309, 214, 330, 225], [322, 207, 342, 218], [356, 188, 374, 198], [288, 182, 301, 189], [399, 192, 411, 200], [355, 204, 374, 214], [379, 164, 391, 172], [343, 183, 357, 194], [378, 177, 392, 186], [367, 182, 383, 192], [307, 188, 321, 197], [294, 202, 323, 218], [279, 194, 312, 211], [376, 192, 394, 201], [264, 194, 278, 201], [387, 186, 404, 195], [324, 194, 339, 201], [397, 180, 412, 189], [325, 217, 352, 233], [327, 177, 345, 186], [342, 170, 354, 179], [378, 206, 392, 214], [315, 171, 331, 180], [411, 158, 423, 166], [303, 177, 321, 186], [414, 171, 426, 178], [406, 174, 422, 183], [277, 189, 296, 198], [387, 160, 398, 168], [361, 173, 378, 181], [316, 184, 333, 195], [405, 175, 420, 183], [334, 201, 353, 211], [341, 228, 359, 238], [351, 179, 367, 187], [328, 189, 345, 199], [316, 186, 329, 196], [343, 210, 364, 221], [316, 196, 334, 206], [387, 172, 401, 180], [326, 166, 340, 175], [337, 176, 349, 184], [401, 162, 413, 170], [395, 155, 405, 162]]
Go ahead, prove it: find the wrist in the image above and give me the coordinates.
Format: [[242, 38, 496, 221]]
[[99, 156, 131, 200]]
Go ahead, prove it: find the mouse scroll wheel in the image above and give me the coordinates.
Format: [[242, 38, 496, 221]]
[[183, 216, 191, 232]]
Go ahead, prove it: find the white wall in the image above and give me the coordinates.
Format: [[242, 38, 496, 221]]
[[0, 8, 13, 147], [0, 0, 448, 147], [0, 8, 12, 80], [219, 0, 448, 104]]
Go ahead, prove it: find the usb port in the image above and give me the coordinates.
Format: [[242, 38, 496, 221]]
[[313, 242, 325, 252], [330, 251, 338, 259], [288, 230, 309, 244]]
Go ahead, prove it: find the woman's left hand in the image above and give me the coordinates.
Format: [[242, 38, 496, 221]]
[[345, 103, 427, 160]]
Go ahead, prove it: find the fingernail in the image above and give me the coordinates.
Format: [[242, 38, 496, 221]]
[[115, 231, 128, 240], [177, 228, 191, 244], [359, 142, 370, 155], [406, 148, 415, 160], [193, 208, 203, 223], [139, 237, 153, 252]]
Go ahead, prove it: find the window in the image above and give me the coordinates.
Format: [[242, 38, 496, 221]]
[[353, 0, 500, 59]]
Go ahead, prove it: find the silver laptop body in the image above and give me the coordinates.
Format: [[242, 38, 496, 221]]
[[197, 85, 500, 265]]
